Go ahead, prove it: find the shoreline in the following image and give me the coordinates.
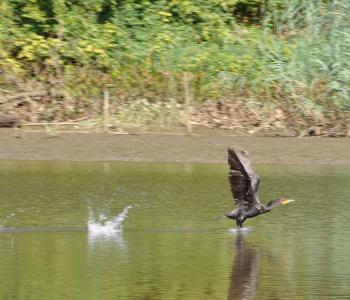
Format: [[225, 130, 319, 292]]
[[1, 128, 349, 165]]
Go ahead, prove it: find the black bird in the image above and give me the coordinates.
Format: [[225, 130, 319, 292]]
[[225, 147, 294, 228]]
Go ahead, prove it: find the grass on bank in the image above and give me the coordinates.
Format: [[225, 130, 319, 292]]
[[0, 0, 349, 133]]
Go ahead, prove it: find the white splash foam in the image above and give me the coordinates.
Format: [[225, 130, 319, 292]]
[[228, 227, 251, 234], [88, 205, 133, 236], [0, 213, 16, 228]]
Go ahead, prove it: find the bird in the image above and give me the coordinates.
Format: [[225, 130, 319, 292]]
[[225, 147, 294, 228]]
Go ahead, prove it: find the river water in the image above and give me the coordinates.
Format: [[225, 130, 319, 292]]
[[0, 161, 350, 299]]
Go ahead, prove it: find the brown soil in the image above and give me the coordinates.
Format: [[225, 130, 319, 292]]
[[0, 128, 349, 165]]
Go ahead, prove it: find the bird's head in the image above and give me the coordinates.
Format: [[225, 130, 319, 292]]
[[267, 197, 295, 209]]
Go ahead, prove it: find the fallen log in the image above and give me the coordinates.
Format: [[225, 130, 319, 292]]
[[0, 90, 48, 103], [0, 113, 21, 127]]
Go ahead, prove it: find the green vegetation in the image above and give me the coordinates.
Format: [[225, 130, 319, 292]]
[[0, 0, 349, 133]]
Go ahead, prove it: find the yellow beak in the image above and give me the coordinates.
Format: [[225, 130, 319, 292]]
[[282, 199, 295, 205]]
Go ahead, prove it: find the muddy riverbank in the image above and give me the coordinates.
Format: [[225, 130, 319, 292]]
[[0, 128, 349, 165]]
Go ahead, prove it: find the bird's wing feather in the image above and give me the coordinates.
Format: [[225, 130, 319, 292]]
[[228, 147, 261, 208]]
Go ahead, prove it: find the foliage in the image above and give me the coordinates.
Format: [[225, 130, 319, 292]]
[[0, 0, 349, 123]]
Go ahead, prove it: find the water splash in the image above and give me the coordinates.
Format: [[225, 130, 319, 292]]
[[88, 205, 133, 236], [228, 227, 252, 234], [0, 213, 16, 231]]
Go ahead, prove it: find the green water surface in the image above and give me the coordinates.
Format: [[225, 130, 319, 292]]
[[1, 161, 350, 300]]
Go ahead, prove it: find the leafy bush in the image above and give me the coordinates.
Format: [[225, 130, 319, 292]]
[[0, 0, 349, 123]]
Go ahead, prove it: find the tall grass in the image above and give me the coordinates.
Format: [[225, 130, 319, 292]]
[[1, 0, 349, 125], [259, 0, 350, 109], [104, 0, 350, 110]]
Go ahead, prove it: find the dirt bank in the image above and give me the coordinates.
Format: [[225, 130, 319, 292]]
[[0, 128, 349, 165]]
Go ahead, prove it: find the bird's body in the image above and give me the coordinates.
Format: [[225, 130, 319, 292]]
[[226, 147, 294, 228]]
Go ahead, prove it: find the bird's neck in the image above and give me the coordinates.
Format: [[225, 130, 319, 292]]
[[263, 205, 274, 212], [264, 199, 283, 212]]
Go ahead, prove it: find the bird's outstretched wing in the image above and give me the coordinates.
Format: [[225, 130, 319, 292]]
[[228, 147, 261, 208]]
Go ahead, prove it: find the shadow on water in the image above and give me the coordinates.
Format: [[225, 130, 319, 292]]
[[228, 233, 259, 300]]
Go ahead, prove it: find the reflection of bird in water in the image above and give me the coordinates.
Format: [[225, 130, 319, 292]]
[[225, 147, 294, 228], [227, 234, 259, 300]]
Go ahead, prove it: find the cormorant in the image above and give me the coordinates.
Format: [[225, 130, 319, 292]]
[[225, 147, 294, 228]]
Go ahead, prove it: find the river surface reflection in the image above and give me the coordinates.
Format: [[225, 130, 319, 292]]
[[0, 161, 350, 299]]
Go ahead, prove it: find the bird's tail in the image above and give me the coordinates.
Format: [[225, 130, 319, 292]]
[[213, 209, 238, 221], [225, 210, 238, 220]]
